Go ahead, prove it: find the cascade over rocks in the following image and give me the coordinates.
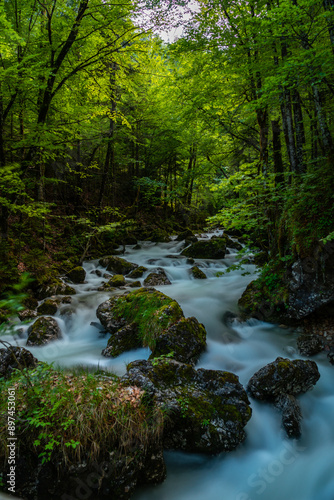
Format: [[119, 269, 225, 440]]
[[181, 237, 227, 259], [97, 288, 206, 365], [122, 358, 252, 454], [27, 317, 62, 346], [247, 357, 320, 437]]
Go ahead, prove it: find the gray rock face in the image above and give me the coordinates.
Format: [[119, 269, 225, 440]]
[[247, 357, 320, 437], [27, 317, 62, 346], [0, 346, 38, 379], [122, 359, 252, 454], [144, 269, 171, 286]]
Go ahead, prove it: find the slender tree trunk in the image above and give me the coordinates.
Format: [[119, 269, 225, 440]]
[[292, 88, 305, 174], [271, 120, 284, 186], [323, 0, 334, 53]]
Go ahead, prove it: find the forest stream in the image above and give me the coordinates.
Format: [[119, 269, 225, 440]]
[[4, 232, 334, 500]]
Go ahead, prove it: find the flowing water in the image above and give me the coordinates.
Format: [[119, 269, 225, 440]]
[[5, 233, 334, 500]]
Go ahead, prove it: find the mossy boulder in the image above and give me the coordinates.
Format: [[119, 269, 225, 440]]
[[181, 238, 227, 259], [99, 256, 138, 275], [97, 288, 207, 364], [67, 266, 86, 284], [0, 346, 38, 379], [27, 317, 62, 346], [37, 299, 59, 316], [143, 268, 171, 286], [109, 274, 126, 287], [122, 359, 252, 454], [128, 266, 148, 279], [190, 266, 207, 279], [150, 317, 206, 365], [97, 288, 184, 345]]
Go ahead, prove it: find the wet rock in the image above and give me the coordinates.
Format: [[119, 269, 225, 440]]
[[247, 357, 320, 400], [102, 323, 142, 357], [128, 280, 141, 288], [150, 317, 206, 365], [144, 269, 171, 286], [18, 309, 38, 321], [190, 266, 207, 279], [61, 296, 73, 304], [67, 266, 86, 284], [37, 299, 59, 316], [176, 229, 196, 241], [99, 256, 138, 275], [36, 281, 76, 300], [122, 359, 252, 454], [128, 266, 148, 279], [297, 334, 324, 356], [247, 357, 320, 438], [27, 317, 62, 346], [224, 235, 243, 251], [181, 238, 227, 259], [275, 394, 302, 438], [109, 275, 126, 287], [239, 240, 334, 324], [0, 346, 38, 379]]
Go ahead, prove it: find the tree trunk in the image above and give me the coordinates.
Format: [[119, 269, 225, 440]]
[[271, 120, 284, 186], [292, 88, 305, 174]]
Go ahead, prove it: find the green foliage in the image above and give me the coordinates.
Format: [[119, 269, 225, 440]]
[[0, 363, 164, 466]]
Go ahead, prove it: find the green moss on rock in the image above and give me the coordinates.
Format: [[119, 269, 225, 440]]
[[67, 266, 86, 284], [190, 266, 207, 279], [37, 299, 59, 316]]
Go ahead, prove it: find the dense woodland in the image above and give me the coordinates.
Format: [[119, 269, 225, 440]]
[[0, 0, 334, 293]]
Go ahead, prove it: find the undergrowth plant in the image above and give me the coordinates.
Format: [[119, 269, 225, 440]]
[[0, 363, 164, 468]]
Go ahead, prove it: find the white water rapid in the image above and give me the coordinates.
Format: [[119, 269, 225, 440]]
[[6, 233, 334, 500]]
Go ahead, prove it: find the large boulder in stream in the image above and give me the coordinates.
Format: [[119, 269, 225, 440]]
[[122, 358, 252, 454], [247, 357, 320, 438], [27, 317, 62, 346], [97, 288, 206, 365], [99, 256, 138, 275], [181, 237, 227, 259]]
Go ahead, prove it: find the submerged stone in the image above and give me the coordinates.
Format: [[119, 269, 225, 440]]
[[190, 266, 207, 279]]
